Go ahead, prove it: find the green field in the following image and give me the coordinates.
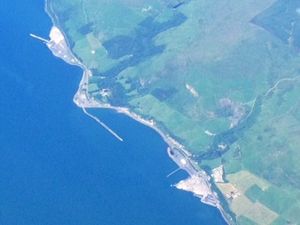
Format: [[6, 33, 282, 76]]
[[48, 0, 300, 224]]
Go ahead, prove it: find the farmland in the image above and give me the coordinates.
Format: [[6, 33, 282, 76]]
[[48, 0, 300, 224]]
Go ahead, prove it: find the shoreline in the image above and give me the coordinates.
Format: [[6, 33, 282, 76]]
[[44, 1, 234, 224]]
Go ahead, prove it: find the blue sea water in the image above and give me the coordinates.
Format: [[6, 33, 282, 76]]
[[0, 1, 227, 225]]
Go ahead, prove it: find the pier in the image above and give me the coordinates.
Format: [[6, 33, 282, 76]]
[[168, 147, 220, 207], [29, 33, 49, 43]]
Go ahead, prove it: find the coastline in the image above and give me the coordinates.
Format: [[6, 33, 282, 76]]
[[44, 1, 234, 224]]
